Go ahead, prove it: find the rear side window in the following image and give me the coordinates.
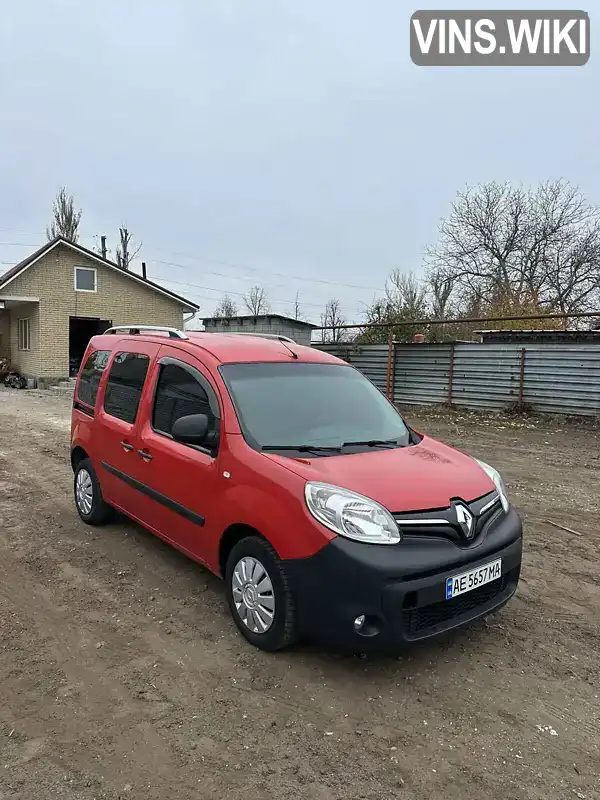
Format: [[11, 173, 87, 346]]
[[103, 352, 150, 424], [153, 363, 216, 435], [77, 350, 110, 407]]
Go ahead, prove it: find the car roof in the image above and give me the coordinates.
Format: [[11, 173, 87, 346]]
[[91, 331, 345, 366]]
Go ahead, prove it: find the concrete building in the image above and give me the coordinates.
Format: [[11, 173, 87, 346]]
[[202, 314, 317, 346], [0, 237, 198, 385]]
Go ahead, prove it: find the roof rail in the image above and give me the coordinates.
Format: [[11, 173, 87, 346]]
[[104, 325, 188, 339], [217, 332, 297, 344]]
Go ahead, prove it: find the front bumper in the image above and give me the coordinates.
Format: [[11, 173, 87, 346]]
[[285, 506, 523, 650]]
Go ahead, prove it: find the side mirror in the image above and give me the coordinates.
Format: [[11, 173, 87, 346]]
[[171, 413, 209, 446]]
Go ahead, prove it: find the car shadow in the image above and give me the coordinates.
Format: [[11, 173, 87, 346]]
[[102, 512, 501, 677]]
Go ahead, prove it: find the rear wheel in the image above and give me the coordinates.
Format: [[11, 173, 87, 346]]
[[225, 536, 298, 651], [74, 458, 112, 525]]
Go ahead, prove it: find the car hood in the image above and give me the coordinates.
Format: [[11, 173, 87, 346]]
[[264, 436, 495, 513]]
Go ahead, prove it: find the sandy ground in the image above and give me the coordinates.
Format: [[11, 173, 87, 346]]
[[0, 387, 599, 800]]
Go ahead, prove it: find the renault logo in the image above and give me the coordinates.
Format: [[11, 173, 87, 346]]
[[454, 502, 475, 539]]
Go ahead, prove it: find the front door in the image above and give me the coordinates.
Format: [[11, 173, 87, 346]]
[[128, 345, 223, 565], [94, 340, 159, 514]]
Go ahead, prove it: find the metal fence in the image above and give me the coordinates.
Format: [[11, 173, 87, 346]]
[[314, 341, 600, 417]]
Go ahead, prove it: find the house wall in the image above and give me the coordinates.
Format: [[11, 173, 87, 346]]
[[1, 244, 186, 380], [6, 304, 41, 376], [204, 317, 314, 346], [0, 311, 10, 361]]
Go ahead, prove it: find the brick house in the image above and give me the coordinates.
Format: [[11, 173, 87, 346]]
[[0, 237, 198, 385]]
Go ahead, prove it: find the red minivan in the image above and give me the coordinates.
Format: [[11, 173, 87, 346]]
[[71, 325, 523, 651]]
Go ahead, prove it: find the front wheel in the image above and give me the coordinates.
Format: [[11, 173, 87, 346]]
[[225, 536, 298, 651], [74, 458, 113, 526]]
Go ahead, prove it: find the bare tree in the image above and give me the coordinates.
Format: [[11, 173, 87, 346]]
[[385, 270, 428, 317], [214, 294, 238, 317], [422, 267, 460, 341], [425, 180, 600, 319], [243, 285, 270, 315], [115, 226, 142, 271], [426, 267, 456, 319], [292, 291, 303, 320], [46, 187, 81, 242], [358, 270, 428, 343], [320, 298, 347, 343]]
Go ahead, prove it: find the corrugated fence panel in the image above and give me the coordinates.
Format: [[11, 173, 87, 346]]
[[394, 345, 452, 405], [451, 344, 522, 410], [314, 344, 389, 391], [313, 341, 600, 417], [521, 345, 600, 416]]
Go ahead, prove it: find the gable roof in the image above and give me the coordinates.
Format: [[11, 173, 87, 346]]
[[0, 236, 199, 312]]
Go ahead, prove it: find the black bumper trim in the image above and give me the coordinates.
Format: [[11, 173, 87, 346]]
[[397, 567, 518, 641], [285, 506, 523, 650]]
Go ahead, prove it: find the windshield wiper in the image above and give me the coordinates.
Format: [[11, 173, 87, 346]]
[[261, 444, 342, 453], [341, 438, 401, 448]]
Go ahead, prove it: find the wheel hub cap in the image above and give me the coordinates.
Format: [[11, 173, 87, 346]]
[[232, 557, 275, 634], [76, 469, 94, 515], [242, 583, 258, 608]]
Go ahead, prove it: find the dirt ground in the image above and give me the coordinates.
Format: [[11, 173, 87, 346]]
[[0, 388, 598, 800]]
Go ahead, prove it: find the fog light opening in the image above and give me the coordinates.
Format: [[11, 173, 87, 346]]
[[353, 614, 381, 638]]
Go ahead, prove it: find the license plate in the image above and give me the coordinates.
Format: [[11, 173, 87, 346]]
[[445, 559, 502, 600]]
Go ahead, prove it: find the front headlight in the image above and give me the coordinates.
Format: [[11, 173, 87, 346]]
[[305, 482, 401, 545], [475, 459, 510, 513]]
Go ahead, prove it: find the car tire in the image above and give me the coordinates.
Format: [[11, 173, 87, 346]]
[[74, 458, 113, 526], [225, 536, 298, 652]]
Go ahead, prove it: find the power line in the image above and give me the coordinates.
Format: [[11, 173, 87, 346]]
[[0, 241, 43, 247], [0, 230, 386, 292], [152, 273, 366, 312], [0, 233, 384, 307], [146, 254, 384, 292], [0, 231, 387, 293], [0, 239, 368, 312], [150, 260, 302, 294]]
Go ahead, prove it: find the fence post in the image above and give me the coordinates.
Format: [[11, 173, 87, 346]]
[[447, 343, 455, 405], [390, 339, 397, 404], [518, 347, 526, 407], [385, 327, 394, 400]]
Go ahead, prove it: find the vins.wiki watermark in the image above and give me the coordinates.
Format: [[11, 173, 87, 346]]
[[410, 10, 590, 66]]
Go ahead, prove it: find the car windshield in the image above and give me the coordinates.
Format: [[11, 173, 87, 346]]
[[219, 362, 412, 452]]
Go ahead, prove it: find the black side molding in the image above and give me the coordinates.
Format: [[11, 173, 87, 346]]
[[101, 462, 205, 527], [73, 400, 94, 418]]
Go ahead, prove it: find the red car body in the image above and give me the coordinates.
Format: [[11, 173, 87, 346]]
[[71, 328, 523, 650]]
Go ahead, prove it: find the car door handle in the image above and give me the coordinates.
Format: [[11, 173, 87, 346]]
[[138, 449, 153, 462], [120, 441, 134, 452]]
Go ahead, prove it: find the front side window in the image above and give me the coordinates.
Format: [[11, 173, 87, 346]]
[[153, 362, 217, 437], [77, 350, 110, 407], [18, 318, 30, 351], [103, 352, 150, 424], [219, 362, 411, 454], [74, 267, 97, 292]]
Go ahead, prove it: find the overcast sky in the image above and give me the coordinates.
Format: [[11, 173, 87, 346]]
[[0, 0, 597, 322]]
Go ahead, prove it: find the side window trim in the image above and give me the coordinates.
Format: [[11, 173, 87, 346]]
[[156, 356, 221, 419], [150, 357, 221, 456]]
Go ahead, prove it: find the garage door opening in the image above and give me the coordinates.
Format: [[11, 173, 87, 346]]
[[69, 317, 111, 376]]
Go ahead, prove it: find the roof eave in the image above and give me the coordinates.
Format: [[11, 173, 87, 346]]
[[0, 236, 199, 311]]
